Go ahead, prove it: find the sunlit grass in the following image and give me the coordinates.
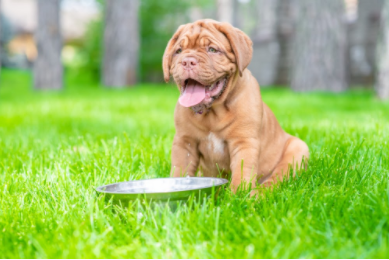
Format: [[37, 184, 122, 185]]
[[1, 70, 389, 258]]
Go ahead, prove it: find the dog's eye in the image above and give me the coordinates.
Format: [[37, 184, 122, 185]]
[[208, 47, 217, 53], [176, 48, 182, 54]]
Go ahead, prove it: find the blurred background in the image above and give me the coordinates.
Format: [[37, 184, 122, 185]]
[[0, 0, 388, 98]]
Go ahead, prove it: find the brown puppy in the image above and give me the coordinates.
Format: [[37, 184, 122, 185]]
[[163, 19, 309, 193]]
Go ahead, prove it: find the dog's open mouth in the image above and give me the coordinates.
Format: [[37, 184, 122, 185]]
[[178, 77, 228, 113]]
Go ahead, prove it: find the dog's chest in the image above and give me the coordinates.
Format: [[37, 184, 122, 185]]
[[206, 132, 225, 154], [198, 132, 230, 171]]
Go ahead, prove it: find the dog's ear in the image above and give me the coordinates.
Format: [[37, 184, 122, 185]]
[[216, 23, 253, 77], [162, 25, 186, 83]]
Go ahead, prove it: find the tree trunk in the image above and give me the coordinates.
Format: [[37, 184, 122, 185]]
[[274, 0, 297, 85], [376, 0, 389, 99], [248, 0, 279, 86], [216, 0, 233, 24], [291, 0, 347, 92], [188, 6, 203, 22], [34, 0, 62, 90], [102, 0, 139, 88], [348, 0, 383, 85]]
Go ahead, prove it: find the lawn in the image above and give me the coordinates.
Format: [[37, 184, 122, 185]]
[[1, 69, 389, 258]]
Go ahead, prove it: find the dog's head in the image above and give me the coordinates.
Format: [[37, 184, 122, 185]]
[[162, 19, 253, 114]]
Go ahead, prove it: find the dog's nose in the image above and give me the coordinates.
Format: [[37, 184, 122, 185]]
[[182, 57, 198, 69]]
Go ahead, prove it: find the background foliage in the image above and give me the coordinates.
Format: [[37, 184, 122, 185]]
[[75, 0, 211, 83]]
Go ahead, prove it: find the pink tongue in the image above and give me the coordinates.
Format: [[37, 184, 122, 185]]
[[178, 80, 206, 107]]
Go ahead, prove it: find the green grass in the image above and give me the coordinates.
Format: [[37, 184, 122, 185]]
[[1, 69, 389, 258]]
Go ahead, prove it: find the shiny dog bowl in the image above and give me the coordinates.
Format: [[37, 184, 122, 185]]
[[96, 177, 229, 204]]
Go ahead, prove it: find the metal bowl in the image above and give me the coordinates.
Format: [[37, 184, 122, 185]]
[[96, 177, 229, 204]]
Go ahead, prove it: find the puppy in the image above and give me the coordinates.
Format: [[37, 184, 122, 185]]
[[163, 19, 309, 193]]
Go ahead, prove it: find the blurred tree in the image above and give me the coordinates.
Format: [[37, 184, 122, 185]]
[[249, 0, 278, 86], [291, 0, 347, 92], [375, 0, 389, 99], [188, 6, 203, 22], [34, 0, 62, 90], [348, 0, 383, 85], [102, 0, 139, 87], [216, 0, 233, 24], [274, 0, 297, 85]]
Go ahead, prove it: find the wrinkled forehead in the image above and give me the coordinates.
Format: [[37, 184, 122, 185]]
[[177, 23, 232, 52]]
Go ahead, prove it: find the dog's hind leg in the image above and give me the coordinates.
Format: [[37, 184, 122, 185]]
[[261, 137, 309, 187]]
